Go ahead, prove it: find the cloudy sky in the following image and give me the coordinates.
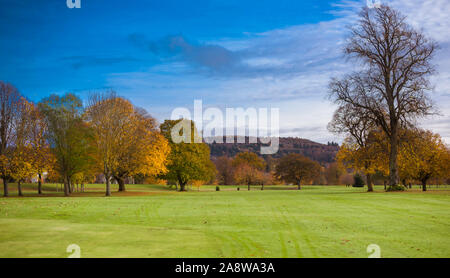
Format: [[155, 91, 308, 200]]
[[1, 0, 449, 144]]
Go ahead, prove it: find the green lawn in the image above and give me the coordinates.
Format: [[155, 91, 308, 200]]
[[0, 184, 449, 258]]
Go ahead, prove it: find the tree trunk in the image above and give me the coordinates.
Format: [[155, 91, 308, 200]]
[[116, 177, 126, 192], [38, 173, 42, 194], [3, 179, 8, 197], [64, 177, 70, 196], [367, 173, 373, 192], [177, 175, 187, 191], [105, 175, 111, 196], [409, 183, 412, 189], [248, 183, 250, 191], [179, 183, 187, 192], [388, 124, 400, 188], [422, 179, 427, 192], [18, 180, 23, 196], [68, 178, 73, 194], [297, 181, 301, 190]]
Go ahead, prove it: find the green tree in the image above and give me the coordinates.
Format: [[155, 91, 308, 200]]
[[39, 93, 98, 196], [353, 173, 365, 187], [159, 119, 215, 191]]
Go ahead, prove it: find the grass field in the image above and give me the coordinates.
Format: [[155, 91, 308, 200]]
[[0, 183, 449, 258]]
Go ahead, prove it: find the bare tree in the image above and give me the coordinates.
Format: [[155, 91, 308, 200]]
[[328, 104, 377, 191], [329, 5, 437, 189], [0, 82, 23, 197]]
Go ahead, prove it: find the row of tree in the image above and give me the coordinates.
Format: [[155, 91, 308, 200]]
[[334, 127, 450, 191], [214, 151, 323, 190], [0, 83, 229, 196], [0, 85, 175, 197], [1, 82, 326, 196]]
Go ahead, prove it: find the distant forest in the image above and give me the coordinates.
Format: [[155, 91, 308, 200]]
[[206, 137, 339, 165]]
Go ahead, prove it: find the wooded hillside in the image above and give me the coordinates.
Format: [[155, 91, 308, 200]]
[[206, 136, 339, 164]]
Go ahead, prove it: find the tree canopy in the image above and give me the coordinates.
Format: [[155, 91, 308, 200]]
[[159, 119, 215, 191], [275, 153, 321, 190]]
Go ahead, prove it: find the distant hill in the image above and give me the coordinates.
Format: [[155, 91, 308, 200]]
[[205, 136, 339, 165]]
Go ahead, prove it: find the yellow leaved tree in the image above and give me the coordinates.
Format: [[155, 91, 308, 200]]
[[111, 107, 170, 191], [398, 129, 450, 191], [336, 130, 388, 191], [24, 100, 56, 194], [10, 98, 35, 196], [86, 92, 170, 195]]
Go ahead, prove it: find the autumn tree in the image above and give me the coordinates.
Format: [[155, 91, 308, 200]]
[[324, 162, 343, 185], [329, 5, 437, 190], [86, 92, 134, 196], [39, 93, 97, 196], [25, 100, 55, 194], [329, 104, 379, 191], [275, 153, 321, 190], [72, 169, 96, 193], [160, 119, 215, 191], [111, 107, 170, 192], [0, 81, 24, 197], [234, 163, 264, 190], [214, 156, 235, 185], [9, 98, 35, 196], [232, 152, 266, 170], [335, 131, 388, 192], [232, 152, 266, 191], [398, 129, 450, 191]]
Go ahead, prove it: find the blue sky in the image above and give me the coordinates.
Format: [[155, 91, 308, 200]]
[[1, 0, 449, 143]]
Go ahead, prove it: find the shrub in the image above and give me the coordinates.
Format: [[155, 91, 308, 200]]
[[353, 173, 365, 187], [386, 185, 405, 191]]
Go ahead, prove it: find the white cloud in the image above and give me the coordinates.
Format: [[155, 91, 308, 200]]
[[109, 0, 450, 144]]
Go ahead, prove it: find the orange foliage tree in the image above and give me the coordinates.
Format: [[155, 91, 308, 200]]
[[87, 92, 170, 195], [275, 153, 321, 190], [232, 152, 266, 191], [111, 107, 170, 191]]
